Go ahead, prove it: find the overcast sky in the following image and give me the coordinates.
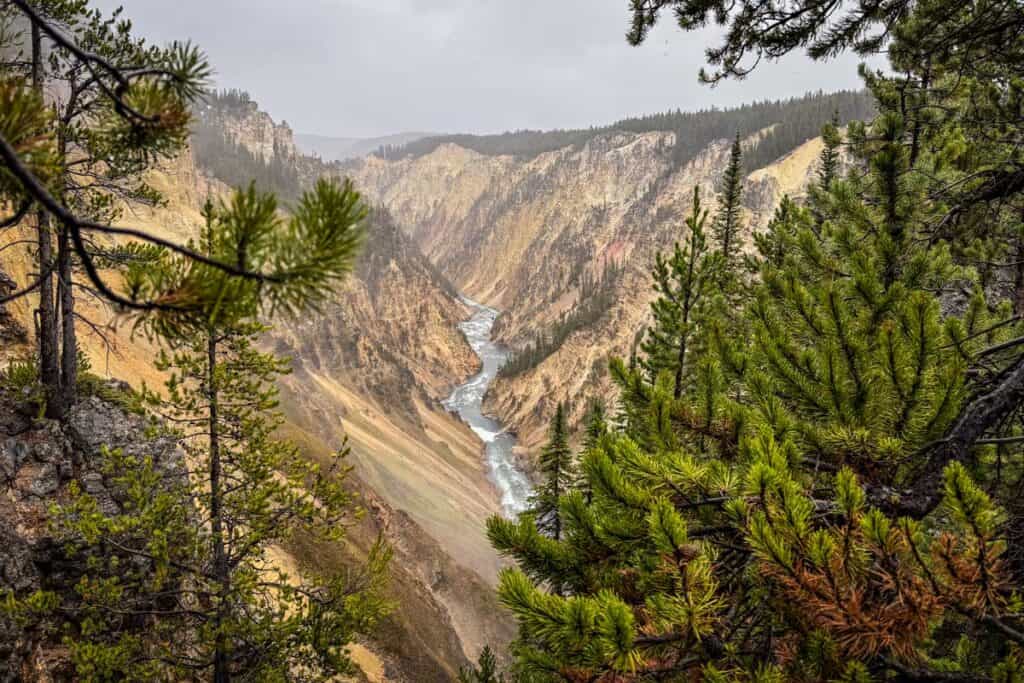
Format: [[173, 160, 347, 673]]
[[93, 0, 867, 139]]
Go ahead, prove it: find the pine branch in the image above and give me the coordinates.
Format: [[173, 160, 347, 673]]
[[9, 0, 201, 124], [0, 198, 32, 228], [879, 353, 1024, 518], [883, 657, 993, 682]]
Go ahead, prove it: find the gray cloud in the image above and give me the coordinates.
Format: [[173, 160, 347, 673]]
[[94, 0, 867, 138]]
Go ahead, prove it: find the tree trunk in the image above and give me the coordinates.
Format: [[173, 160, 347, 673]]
[[674, 246, 698, 400], [1014, 228, 1024, 316], [208, 332, 230, 683], [57, 227, 76, 415], [31, 23, 60, 416]]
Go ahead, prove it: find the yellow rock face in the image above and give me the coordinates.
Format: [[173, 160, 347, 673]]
[[348, 133, 829, 454]]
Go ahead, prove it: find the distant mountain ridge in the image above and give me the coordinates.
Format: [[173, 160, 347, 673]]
[[296, 131, 437, 162], [370, 90, 872, 166]]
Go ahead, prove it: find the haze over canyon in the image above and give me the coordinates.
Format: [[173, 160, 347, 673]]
[[4, 0, 1017, 680]]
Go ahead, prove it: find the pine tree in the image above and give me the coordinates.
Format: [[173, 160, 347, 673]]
[[817, 110, 842, 190], [582, 398, 608, 452], [712, 131, 744, 274], [1, 4, 366, 416], [31, 195, 388, 680], [752, 195, 805, 269], [575, 398, 609, 502], [459, 646, 505, 683], [487, 2, 1024, 670], [640, 187, 720, 399], [528, 403, 574, 542], [1, 2, 211, 419]]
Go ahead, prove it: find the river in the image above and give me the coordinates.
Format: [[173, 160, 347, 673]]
[[443, 297, 533, 517]]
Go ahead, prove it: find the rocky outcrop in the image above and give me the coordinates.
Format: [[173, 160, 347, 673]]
[[0, 391, 183, 681], [200, 99, 299, 163]]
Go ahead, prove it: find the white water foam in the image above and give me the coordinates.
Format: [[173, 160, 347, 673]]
[[443, 297, 533, 516]]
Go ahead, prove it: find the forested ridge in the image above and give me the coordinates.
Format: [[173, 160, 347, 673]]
[[375, 89, 873, 171]]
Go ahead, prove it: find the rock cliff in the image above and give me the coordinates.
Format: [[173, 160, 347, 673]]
[[198, 97, 299, 162], [0, 391, 184, 681], [348, 127, 832, 454]]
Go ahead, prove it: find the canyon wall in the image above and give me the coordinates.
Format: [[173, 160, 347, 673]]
[[347, 128, 829, 455], [0, 100, 513, 681]]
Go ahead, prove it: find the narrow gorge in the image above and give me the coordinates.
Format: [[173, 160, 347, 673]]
[[3, 0, 1018, 679], [344, 90, 874, 459], [443, 298, 532, 517]]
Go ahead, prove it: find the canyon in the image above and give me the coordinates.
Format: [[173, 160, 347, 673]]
[[344, 97, 865, 460], [0, 89, 866, 681]]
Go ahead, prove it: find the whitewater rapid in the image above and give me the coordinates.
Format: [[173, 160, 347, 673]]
[[443, 297, 533, 517]]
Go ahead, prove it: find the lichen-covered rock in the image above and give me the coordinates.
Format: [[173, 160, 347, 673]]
[[0, 392, 184, 681]]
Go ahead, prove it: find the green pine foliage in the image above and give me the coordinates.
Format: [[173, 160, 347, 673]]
[[712, 132, 745, 272], [640, 187, 721, 399], [20, 198, 389, 680], [2, 5, 390, 679], [486, 0, 1024, 676], [815, 112, 842, 192], [459, 646, 506, 683], [123, 181, 365, 339], [528, 403, 576, 542], [582, 399, 609, 452], [1, 1, 211, 419]]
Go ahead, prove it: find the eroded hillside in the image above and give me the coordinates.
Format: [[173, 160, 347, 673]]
[[0, 95, 514, 680], [347, 103, 845, 455]]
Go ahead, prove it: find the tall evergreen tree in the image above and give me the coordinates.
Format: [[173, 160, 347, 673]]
[[458, 646, 505, 683], [528, 403, 574, 542], [712, 131, 744, 274], [640, 187, 720, 399], [575, 398, 609, 502], [2, 1, 211, 418], [27, 190, 387, 680], [809, 110, 842, 233], [582, 398, 608, 452], [817, 110, 842, 190]]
